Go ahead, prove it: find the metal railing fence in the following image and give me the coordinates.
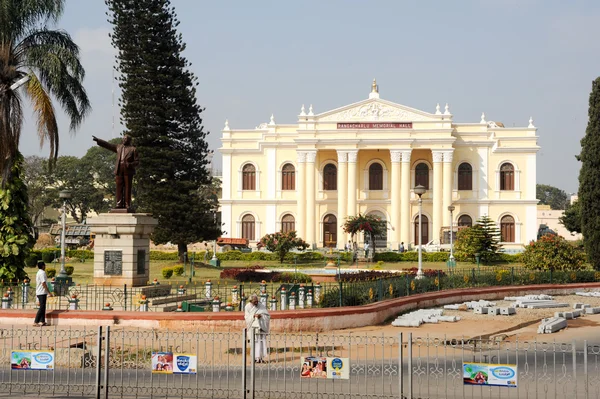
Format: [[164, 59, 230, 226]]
[[1, 267, 600, 312], [2, 326, 600, 398]]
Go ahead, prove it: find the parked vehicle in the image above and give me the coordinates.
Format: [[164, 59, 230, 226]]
[[415, 239, 452, 253]]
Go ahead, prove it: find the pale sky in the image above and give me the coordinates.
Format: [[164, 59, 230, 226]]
[[19, 0, 600, 194]]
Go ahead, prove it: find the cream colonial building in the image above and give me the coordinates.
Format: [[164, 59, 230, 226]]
[[219, 81, 539, 252]]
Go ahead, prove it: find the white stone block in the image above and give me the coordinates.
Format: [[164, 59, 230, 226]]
[[499, 307, 516, 315], [474, 307, 489, 315]]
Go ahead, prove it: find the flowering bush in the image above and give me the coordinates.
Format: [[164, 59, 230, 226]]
[[521, 234, 586, 271], [219, 266, 264, 280], [403, 268, 446, 278], [257, 231, 309, 263]]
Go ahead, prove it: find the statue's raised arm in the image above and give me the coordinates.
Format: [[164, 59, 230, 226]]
[[92, 135, 139, 211]]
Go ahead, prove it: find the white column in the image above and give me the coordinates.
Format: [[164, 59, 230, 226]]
[[442, 150, 454, 227], [267, 148, 276, 199], [390, 150, 402, 249], [306, 151, 317, 247], [337, 151, 348, 249], [432, 151, 444, 243], [296, 151, 306, 239], [400, 150, 412, 246], [347, 150, 358, 218]]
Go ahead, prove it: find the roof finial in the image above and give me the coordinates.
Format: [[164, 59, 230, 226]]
[[371, 78, 378, 93], [300, 104, 306, 116], [528, 116, 535, 128], [308, 104, 314, 116], [435, 103, 442, 115], [480, 112, 486, 124], [444, 103, 451, 115], [269, 114, 275, 126], [223, 119, 230, 131]]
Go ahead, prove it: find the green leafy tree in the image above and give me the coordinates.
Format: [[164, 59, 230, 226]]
[[578, 77, 600, 270], [559, 200, 582, 235], [258, 231, 309, 263], [107, 0, 220, 261], [49, 156, 109, 223], [522, 234, 586, 271], [22, 156, 54, 229], [536, 184, 570, 210], [0, 154, 33, 281], [453, 216, 502, 263], [0, 0, 90, 185], [342, 214, 387, 248]]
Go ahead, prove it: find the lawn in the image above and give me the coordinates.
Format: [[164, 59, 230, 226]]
[[26, 258, 524, 285]]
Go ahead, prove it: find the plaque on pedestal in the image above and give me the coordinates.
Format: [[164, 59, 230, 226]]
[[88, 213, 158, 287]]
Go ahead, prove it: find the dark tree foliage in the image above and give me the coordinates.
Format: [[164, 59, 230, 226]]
[[536, 184, 569, 210], [560, 200, 582, 235], [578, 77, 600, 270], [0, 154, 33, 281], [107, 0, 220, 261]]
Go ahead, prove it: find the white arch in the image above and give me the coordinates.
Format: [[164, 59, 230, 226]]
[[365, 207, 390, 221], [411, 159, 433, 190], [363, 158, 389, 193], [238, 160, 261, 193], [319, 160, 338, 192], [278, 160, 296, 170], [497, 212, 520, 243], [495, 159, 521, 193], [453, 160, 475, 191], [456, 213, 474, 225], [319, 211, 339, 246], [237, 211, 261, 241], [411, 210, 433, 246]]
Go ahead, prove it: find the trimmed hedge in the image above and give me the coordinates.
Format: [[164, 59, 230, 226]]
[[173, 265, 184, 276], [65, 265, 74, 276], [162, 267, 174, 279]]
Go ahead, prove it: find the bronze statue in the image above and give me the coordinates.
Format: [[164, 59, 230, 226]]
[[92, 135, 139, 210]]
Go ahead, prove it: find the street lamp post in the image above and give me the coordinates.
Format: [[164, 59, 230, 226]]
[[414, 185, 427, 279], [55, 190, 73, 294], [448, 205, 456, 267]]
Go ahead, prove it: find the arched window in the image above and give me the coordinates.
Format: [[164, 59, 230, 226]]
[[458, 215, 472, 228], [241, 214, 255, 241], [369, 163, 383, 190], [415, 163, 429, 189], [501, 215, 515, 242], [323, 214, 337, 247], [458, 163, 472, 190], [281, 214, 295, 233], [282, 163, 295, 190], [323, 163, 337, 190], [500, 163, 514, 191], [242, 164, 256, 190], [414, 215, 429, 245]]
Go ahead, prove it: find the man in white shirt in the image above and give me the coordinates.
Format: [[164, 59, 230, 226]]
[[34, 261, 52, 327], [244, 294, 270, 363]]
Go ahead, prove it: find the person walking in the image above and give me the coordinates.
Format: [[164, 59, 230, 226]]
[[244, 293, 270, 363], [34, 261, 52, 327]]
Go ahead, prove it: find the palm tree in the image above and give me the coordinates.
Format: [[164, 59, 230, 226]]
[[0, 0, 90, 184]]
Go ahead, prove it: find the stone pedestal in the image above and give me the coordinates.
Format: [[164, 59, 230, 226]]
[[88, 213, 158, 287]]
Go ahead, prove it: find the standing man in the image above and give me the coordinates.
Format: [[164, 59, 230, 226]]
[[244, 293, 270, 363], [34, 261, 52, 327], [92, 135, 139, 210]]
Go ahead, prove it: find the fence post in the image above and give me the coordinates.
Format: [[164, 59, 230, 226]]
[[339, 280, 343, 307], [95, 326, 102, 399], [242, 328, 247, 399], [437, 270, 441, 291], [250, 327, 256, 399], [550, 269, 553, 284], [104, 326, 110, 399], [511, 267, 514, 285], [471, 268, 475, 286], [124, 284, 127, 312], [407, 332, 413, 399], [399, 332, 403, 399]]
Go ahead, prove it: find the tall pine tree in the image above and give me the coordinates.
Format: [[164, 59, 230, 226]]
[[578, 77, 600, 270], [107, 0, 220, 260]]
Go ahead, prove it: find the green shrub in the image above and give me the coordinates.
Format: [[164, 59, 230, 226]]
[[67, 249, 94, 259], [150, 251, 179, 261], [173, 265, 184, 276], [41, 251, 56, 264], [522, 234, 586, 271], [497, 253, 523, 263], [373, 252, 402, 262], [162, 267, 174, 279], [424, 252, 449, 262], [64, 265, 74, 276], [216, 250, 243, 261], [46, 268, 56, 278], [25, 253, 39, 267], [271, 272, 312, 283]]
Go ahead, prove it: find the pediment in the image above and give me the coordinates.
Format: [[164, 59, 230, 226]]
[[317, 98, 440, 122]]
